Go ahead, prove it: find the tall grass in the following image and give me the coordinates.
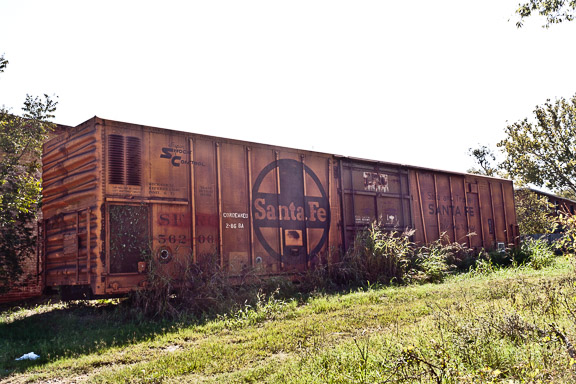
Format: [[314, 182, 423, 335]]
[[518, 237, 557, 269], [335, 222, 563, 288], [334, 223, 473, 286], [129, 250, 303, 320], [335, 223, 415, 286], [130, 223, 562, 320]]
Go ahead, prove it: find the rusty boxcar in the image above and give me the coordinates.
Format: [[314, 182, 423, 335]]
[[41, 117, 517, 298], [338, 158, 518, 252]]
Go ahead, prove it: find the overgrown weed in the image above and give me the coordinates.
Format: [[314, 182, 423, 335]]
[[127, 251, 302, 322], [128, 222, 565, 321]]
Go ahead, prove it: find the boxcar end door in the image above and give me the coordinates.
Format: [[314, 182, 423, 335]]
[[108, 204, 150, 274]]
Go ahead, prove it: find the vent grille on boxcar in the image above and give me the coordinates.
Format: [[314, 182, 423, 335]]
[[126, 136, 142, 186], [107, 134, 141, 186], [108, 134, 125, 184]]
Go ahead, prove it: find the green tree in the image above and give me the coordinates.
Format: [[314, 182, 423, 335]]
[[467, 145, 500, 177], [516, 0, 576, 27], [0, 54, 57, 290], [555, 189, 576, 200], [514, 188, 556, 235], [497, 94, 576, 196]]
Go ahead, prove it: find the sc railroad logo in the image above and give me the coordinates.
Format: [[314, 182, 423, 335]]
[[160, 147, 204, 167], [252, 159, 330, 264]]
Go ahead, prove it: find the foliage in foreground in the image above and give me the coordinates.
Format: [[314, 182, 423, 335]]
[[285, 271, 576, 384], [129, 252, 303, 319], [333, 221, 560, 288], [1, 221, 572, 382], [0, 258, 574, 383], [127, 221, 565, 321]]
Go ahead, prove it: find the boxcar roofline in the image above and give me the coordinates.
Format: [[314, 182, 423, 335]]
[[48, 116, 513, 182]]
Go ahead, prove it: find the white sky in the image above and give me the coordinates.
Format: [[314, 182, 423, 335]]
[[1, 1, 575, 174]]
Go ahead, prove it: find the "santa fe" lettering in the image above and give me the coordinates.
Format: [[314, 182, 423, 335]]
[[254, 198, 327, 222]]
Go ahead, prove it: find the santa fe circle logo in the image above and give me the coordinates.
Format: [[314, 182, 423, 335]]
[[251, 159, 330, 264]]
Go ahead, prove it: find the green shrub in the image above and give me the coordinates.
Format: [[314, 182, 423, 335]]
[[485, 238, 556, 271], [487, 247, 515, 267], [129, 250, 288, 319], [411, 233, 471, 283], [336, 222, 414, 286], [521, 238, 556, 270], [556, 212, 576, 255], [337, 224, 476, 286], [470, 255, 498, 275]]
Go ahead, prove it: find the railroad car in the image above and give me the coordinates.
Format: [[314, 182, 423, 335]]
[[519, 188, 576, 216], [40, 117, 518, 299], [339, 158, 517, 252]]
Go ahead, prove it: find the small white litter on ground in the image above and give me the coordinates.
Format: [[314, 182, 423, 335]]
[[165, 345, 181, 353], [15, 352, 40, 361]]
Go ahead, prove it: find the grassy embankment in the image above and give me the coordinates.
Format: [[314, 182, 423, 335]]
[[1, 256, 575, 383]]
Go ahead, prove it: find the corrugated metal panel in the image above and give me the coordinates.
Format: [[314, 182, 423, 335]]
[[410, 169, 516, 249], [42, 119, 102, 293]]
